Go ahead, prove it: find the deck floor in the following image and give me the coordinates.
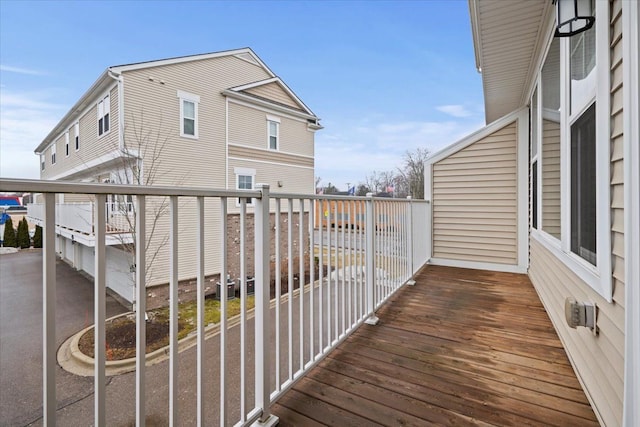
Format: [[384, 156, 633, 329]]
[[271, 265, 598, 426]]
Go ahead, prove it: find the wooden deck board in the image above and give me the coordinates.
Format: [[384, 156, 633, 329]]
[[272, 265, 599, 426]]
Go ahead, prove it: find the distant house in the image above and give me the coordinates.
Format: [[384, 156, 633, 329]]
[[426, 1, 639, 425], [30, 48, 321, 304]]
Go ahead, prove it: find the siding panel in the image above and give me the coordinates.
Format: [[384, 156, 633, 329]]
[[432, 122, 518, 265]]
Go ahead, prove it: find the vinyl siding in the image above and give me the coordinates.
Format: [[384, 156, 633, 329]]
[[41, 85, 120, 180], [432, 122, 518, 265], [228, 101, 314, 157], [528, 3, 625, 425], [541, 119, 561, 238], [120, 55, 279, 286], [244, 82, 302, 110]]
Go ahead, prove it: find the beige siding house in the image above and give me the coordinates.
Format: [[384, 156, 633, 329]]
[[427, 1, 639, 426], [32, 48, 321, 304]]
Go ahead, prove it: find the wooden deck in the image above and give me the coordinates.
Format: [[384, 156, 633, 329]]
[[272, 265, 598, 426]]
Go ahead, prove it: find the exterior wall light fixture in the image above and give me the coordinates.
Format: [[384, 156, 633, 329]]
[[554, 0, 595, 37]]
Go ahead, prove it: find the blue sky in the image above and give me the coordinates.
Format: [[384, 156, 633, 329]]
[[0, 0, 485, 189]]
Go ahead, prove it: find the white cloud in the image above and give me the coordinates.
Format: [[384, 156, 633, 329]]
[[0, 64, 46, 76], [436, 104, 473, 118], [0, 89, 65, 179], [314, 116, 484, 189]]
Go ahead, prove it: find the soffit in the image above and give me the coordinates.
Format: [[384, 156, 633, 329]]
[[471, 0, 552, 123]]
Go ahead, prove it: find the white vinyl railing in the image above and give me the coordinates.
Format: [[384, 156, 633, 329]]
[[28, 201, 135, 235], [0, 178, 429, 427]]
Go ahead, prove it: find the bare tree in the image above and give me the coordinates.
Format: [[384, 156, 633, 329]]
[[396, 148, 430, 199]]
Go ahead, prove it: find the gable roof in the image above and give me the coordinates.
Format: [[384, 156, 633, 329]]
[[469, 0, 554, 123], [224, 77, 317, 119]]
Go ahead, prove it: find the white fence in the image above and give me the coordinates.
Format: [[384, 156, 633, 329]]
[[28, 202, 135, 236], [0, 178, 429, 426]]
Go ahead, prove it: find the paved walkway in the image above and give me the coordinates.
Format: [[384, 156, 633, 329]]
[[0, 250, 126, 426]]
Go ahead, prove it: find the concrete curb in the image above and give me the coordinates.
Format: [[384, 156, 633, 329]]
[[58, 284, 311, 377]]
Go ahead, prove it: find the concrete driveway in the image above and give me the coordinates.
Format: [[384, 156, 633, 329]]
[[0, 250, 127, 426]]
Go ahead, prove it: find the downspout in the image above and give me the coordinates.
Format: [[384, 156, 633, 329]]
[[107, 69, 125, 153]]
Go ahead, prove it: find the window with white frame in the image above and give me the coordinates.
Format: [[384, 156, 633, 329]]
[[178, 90, 199, 138], [74, 122, 80, 151], [65, 132, 69, 157], [40, 154, 45, 171], [267, 117, 279, 150], [530, 87, 539, 230], [531, 0, 611, 300], [51, 144, 56, 165], [235, 167, 255, 206], [97, 94, 110, 136]]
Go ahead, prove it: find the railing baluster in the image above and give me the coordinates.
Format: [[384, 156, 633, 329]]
[[43, 193, 56, 426], [169, 196, 178, 426], [298, 199, 305, 371], [94, 194, 106, 427], [196, 196, 205, 426], [135, 195, 146, 427], [287, 199, 293, 381], [365, 193, 378, 325], [318, 200, 324, 353], [274, 199, 280, 393], [331, 200, 340, 346], [327, 203, 332, 347], [347, 200, 352, 329], [308, 198, 315, 362], [340, 201, 345, 336], [240, 199, 248, 418], [254, 184, 276, 424], [220, 197, 228, 426]]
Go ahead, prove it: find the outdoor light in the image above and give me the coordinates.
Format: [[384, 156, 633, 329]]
[[554, 0, 595, 37]]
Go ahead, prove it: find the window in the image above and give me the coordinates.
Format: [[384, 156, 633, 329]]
[[40, 154, 45, 171], [530, 87, 539, 230], [235, 167, 256, 206], [97, 94, 110, 136], [268, 120, 279, 150], [178, 90, 199, 138], [51, 144, 56, 165], [74, 123, 80, 151], [65, 132, 69, 157], [570, 103, 596, 265]]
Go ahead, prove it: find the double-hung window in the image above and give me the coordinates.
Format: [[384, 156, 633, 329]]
[[235, 167, 255, 206], [51, 144, 56, 165], [98, 94, 110, 136], [178, 90, 199, 138], [40, 154, 45, 171], [65, 132, 69, 157], [267, 115, 280, 150]]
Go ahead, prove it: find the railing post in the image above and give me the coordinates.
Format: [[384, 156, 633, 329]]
[[365, 193, 379, 325], [135, 195, 146, 427], [253, 184, 279, 426], [406, 196, 415, 285], [43, 193, 56, 426], [94, 194, 106, 427]]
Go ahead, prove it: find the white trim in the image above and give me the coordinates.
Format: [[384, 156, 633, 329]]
[[227, 143, 313, 159], [227, 156, 313, 170], [558, 1, 612, 302], [176, 90, 200, 103], [65, 132, 70, 157], [424, 161, 433, 261], [428, 257, 527, 275], [74, 122, 80, 152], [116, 73, 124, 151], [427, 107, 527, 164], [225, 97, 229, 190], [623, 0, 640, 425], [266, 114, 280, 123]]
